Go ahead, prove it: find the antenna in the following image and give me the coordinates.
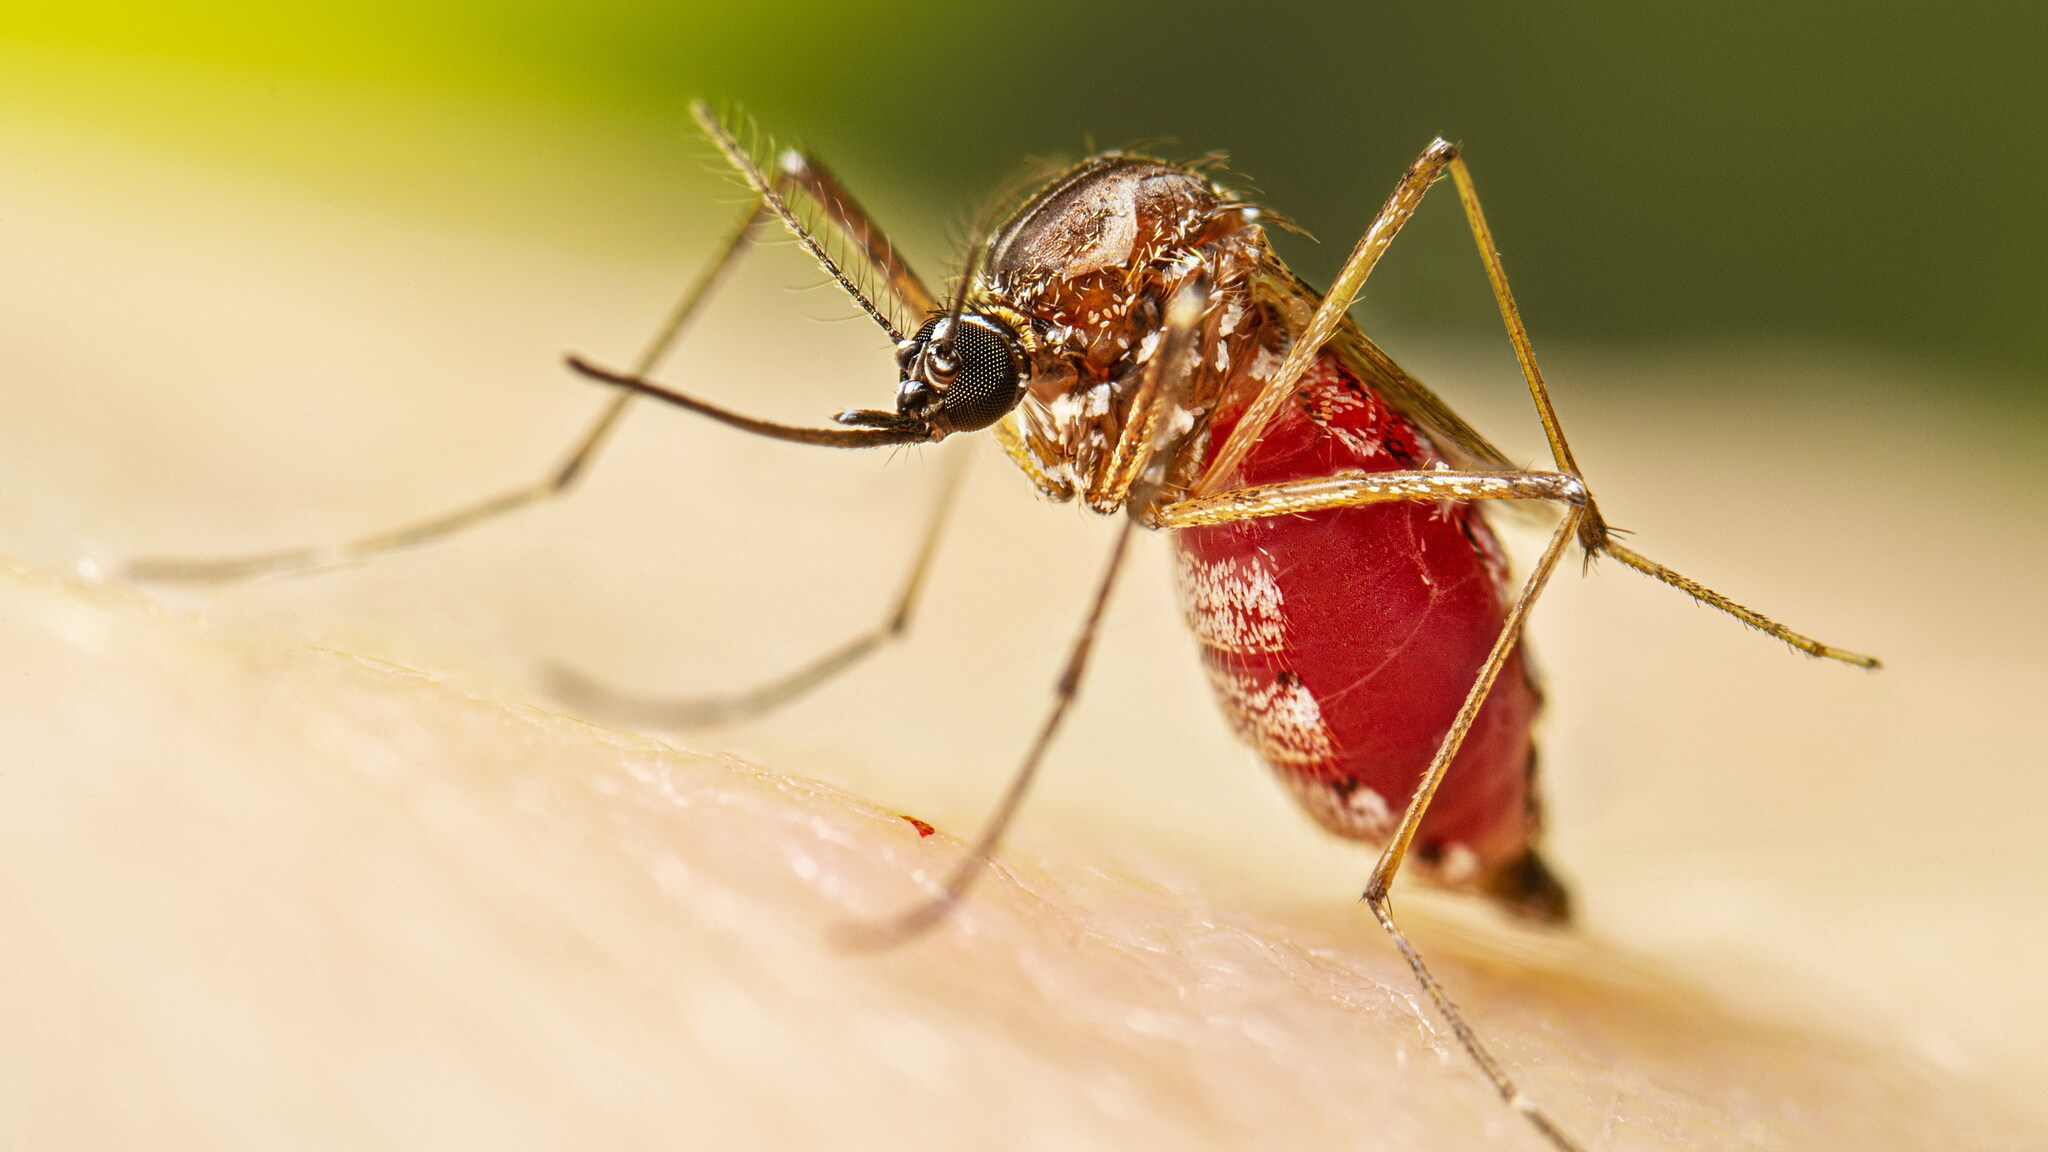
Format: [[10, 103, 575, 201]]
[[692, 102, 907, 342]]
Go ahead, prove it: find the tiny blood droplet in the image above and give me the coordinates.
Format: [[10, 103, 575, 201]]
[[900, 815, 936, 838]]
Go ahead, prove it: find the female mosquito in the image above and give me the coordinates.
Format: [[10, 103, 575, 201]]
[[132, 102, 1877, 1151]]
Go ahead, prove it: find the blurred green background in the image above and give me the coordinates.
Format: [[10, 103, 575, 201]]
[[2, 0, 2044, 405]]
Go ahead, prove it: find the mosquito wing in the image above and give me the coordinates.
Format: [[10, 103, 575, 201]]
[[1254, 264, 1516, 473]]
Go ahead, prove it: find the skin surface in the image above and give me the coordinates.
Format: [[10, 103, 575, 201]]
[[5, 96, 2048, 1151]]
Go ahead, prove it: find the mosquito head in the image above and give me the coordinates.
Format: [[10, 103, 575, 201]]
[[887, 312, 1026, 435]]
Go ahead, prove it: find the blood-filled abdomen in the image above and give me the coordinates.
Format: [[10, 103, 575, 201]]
[[1173, 354, 1565, 919]]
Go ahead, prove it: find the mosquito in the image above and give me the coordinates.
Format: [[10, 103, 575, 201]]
[[130, 102, 1878, 1151]]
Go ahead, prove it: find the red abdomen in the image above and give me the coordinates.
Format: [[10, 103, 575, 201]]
[[1173, 354, 1544, 892]]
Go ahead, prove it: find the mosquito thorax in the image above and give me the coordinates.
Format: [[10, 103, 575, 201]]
[[893, 313, 1026, 434]]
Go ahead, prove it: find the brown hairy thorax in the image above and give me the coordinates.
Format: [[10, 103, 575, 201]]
[[965, 155, 1286, 513]]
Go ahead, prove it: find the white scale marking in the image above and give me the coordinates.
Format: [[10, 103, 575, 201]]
[[1175, 551, 1288, 654], [1347, 785, 1392, 828], [1178, 550, 1341, 769], [1276, 773, 1393, 843], [1439, 844, 1482, 885], [1205, 665, 1337, 768]]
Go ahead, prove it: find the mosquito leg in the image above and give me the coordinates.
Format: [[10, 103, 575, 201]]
[[1160, 465, 1875, 665], [1440, 154, 1878, 667], [124, 198, 771, 584], [1362, 507, 1587, 1152], [1192, 139, 1560, 500], [1191, 136, 1875, 664], [834, 281, 1204, 947], [1364, 899, 1585, 1152], [128, 106, 939, 585], [1194, 141, 1461, 496], [1439, 157, 1587, 487], [1094, 272, 1215, 511], [1175, 469, 1594, 1148], [835, 517, 1139, 951], [1153, 468, 1587, 529], [554, 273, 1200, 728], [546, 452, 969, 729], [1599, 538, 1877, 666], [1164, 464, 1608, 1147]]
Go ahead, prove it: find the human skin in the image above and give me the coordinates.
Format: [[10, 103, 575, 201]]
[[4, 93, 2047, 1151], [2, 548, 2040, 1152]]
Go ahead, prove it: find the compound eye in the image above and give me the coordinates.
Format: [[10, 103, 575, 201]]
[[906, 316, 954, 383], [934, 315, 1024, 432]]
